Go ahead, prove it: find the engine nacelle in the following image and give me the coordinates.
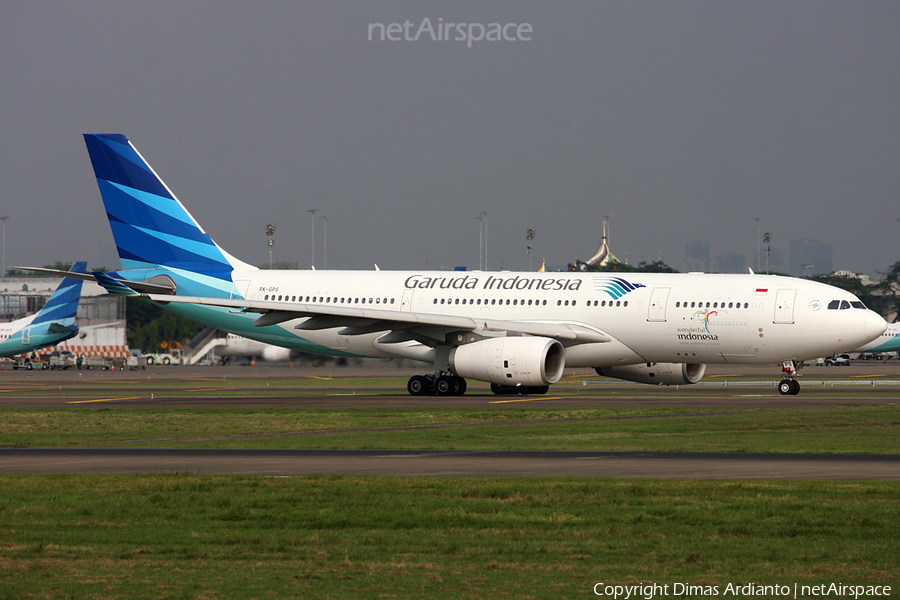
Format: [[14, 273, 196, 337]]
[[450, 337, 565, 386], [595, 362, 706, 386]]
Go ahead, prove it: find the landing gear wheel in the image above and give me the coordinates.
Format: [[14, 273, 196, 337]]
[[435, 376, 455, 396], [453, 377, 467, 396], [490, 383, 517, 395], [407, 375, 428, 396], [778, 379, 800, 396]]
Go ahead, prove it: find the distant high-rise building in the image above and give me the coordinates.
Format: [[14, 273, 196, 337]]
[[789, 239, 832, 276], [713, 252, 746, 274], [685, 241, 710, 272]]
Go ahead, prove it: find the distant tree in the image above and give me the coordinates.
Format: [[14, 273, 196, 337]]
[[567, 259, 678, 273], [875, 261, 900, 321], [258, 261, 300, 270], [126, 300, 205, 353]]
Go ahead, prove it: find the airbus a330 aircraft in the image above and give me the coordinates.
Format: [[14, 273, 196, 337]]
[[38, 134, 888, 396], [0, 261, 87, 361]]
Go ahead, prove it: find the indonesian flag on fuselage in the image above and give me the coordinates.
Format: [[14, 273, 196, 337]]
[[755, 288, 768, 295]]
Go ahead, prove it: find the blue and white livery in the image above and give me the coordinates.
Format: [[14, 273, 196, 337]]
[[46, 134, 889, 396], [0, 262, 87, 360]]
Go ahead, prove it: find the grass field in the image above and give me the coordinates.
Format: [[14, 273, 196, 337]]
[[1, 475, 897, 599], [1, 372, 898, 598], [2, 405, 899, 453]]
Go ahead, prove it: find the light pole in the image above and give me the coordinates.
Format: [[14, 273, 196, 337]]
[[764, 232, 771, 275], [480, 211, 488, 271], [265, 223, 275, 269], [320, 215, 327, 269], [754, 217, 760, 272], [0, 216, 8, 278], [476, 215, 483, 270], [526, 228, 535, 271], [307, 209, 318, 268]]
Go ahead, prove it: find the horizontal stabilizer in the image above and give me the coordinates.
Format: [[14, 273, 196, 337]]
[[47, 323, 78, 335], [12, 267, 177, 295]]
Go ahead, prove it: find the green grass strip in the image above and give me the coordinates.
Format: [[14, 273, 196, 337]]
[[2, 406, 899, 453], [0, 475, 896, 599]]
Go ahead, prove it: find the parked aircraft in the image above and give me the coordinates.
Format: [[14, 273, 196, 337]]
[[216, 332, 292, 363], [35, 134, 888, 395], [0, 262, 87, 361]]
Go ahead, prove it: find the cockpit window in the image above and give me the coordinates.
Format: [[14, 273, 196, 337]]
[[840, 300, 851, 310], [851, 301, 866, 309], [827, 300, 840, 310]]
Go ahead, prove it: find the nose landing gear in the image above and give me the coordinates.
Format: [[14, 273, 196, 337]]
[[778, 360, 802, 395]]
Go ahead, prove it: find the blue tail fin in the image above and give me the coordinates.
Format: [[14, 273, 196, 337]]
[[83, 134, 249, 278], [31, 261, 87, 326]]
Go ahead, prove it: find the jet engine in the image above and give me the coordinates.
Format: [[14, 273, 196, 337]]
[[595, 362, 706, 386], [450, 337, 565, 386]]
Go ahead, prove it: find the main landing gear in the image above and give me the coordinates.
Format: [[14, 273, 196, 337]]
[[405, 374, 551, 396], [778, 360, 802, 396], [407, 373, 467, 396]]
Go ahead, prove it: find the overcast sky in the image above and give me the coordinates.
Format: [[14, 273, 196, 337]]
[[2, 1, 898, 277]]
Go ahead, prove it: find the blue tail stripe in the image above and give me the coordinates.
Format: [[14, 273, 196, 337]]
[[85, 134, 173, 199], [30, 261, 87, 326], [85, 134, 234, 276], [101, 181, 216, 245]]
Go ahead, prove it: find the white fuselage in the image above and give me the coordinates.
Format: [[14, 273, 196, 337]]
[[173, 269, 886, 368]]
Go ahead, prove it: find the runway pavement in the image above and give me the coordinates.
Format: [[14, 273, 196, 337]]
[[1, 449, 898, 479], [1, 362, 898, 479]]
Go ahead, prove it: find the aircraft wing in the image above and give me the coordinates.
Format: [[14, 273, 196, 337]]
[[139, 294, 610, 345]]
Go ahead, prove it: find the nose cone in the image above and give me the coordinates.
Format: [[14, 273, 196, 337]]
[[864, 310, 888, 343]]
